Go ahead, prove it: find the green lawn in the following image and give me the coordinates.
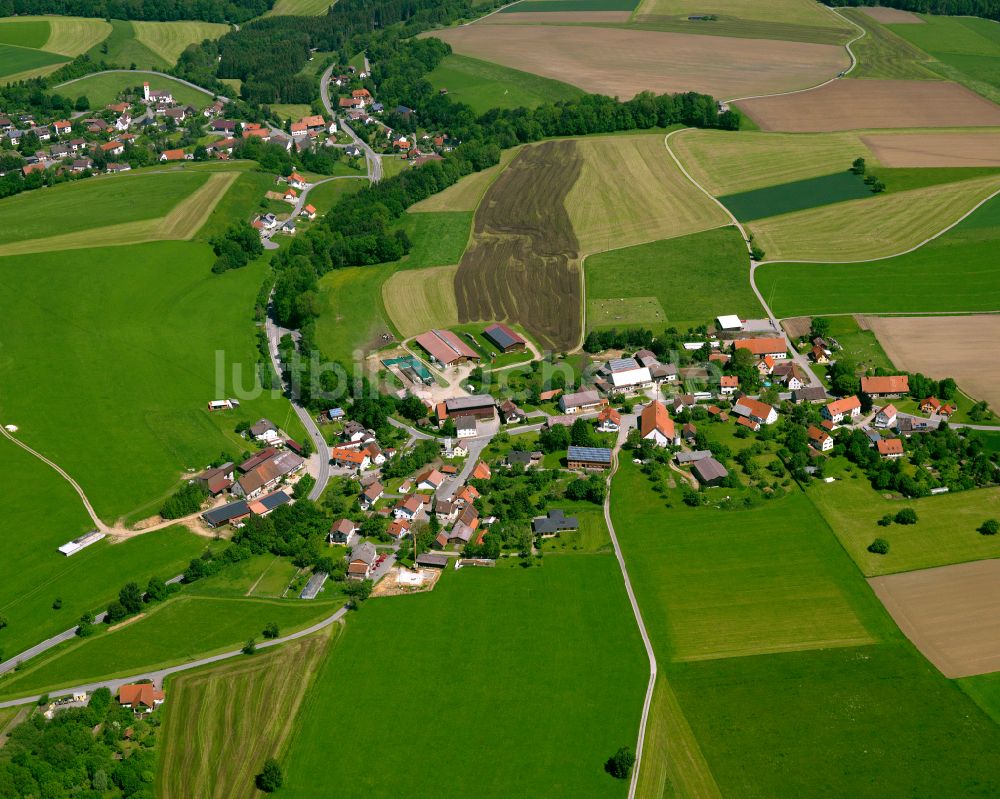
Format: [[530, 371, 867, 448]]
[[0, 594, 342, 699], [0, 171, 209, 246], [823, 315, 894, 373], [52, 71, 213, 109], [195, 169, 275, 241], [0, 434, 206, 660], [301, 177, 363, 214], [281, 556, 646, 798], [756, 193, 1000, 317], [398, 210, 473, 268], [427, 54, 584, 115], [671, 642, 1000, 797], [585, 226, 760, 331], [890, 14, 1000, 102], [805, 468, 1000, 577], [0, 42, 67, 79], [315, 262, 397, 364], [719, 171, 871, 222], [959, 672, 1000, 725], [0, 241, 306, 522], [0, 19, 49, 49], [611, 457, 1000, 795]]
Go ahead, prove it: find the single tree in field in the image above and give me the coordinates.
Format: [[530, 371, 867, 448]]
[[243, 638, 257, 655], [119, 582, 143, 615], [894, 508, 918, 525], [979, 519, 999, 536], [263, 622, 280, 639], [605, 746, 636, 779], [851, 157, 866, 175], [867, 537, 890, 555], [256, 759, 283, 792]]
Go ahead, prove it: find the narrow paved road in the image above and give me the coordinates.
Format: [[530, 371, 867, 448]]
[[603, 415, 658, 799], [0, 605, 350, 709], [264, 301, 331, 501], [320, 65, 382, 183], [54, 70, 227, 103], [662, 129, 825, 393]]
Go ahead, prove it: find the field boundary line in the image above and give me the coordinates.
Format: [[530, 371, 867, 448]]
[[604, 417, 657, 799], [723, 6, 865, 105], [0, 425, 107, 532], [755, 185, 1000, 267]]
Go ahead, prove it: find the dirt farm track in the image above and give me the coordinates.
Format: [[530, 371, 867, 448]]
[[870, 559, 1000, 678], [737, 79, 1000, 132], [863, 315, 1000, 409], [431, 25, 848, 101]]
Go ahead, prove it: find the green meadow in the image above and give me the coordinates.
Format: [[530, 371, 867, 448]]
[[398, 210, 473, 268], [610, 459, 1000, 796], [0, 593, 342, 698], [585, 226, 760, 331], [426, 54, 584, 115], [300, 177, 364, 214], [194, 170, 275, 241], [0, 171, 209, 246], [52, 71, 213, 109], [960, 672, 1000, 725], [0, 42, 67, 80], [87, 19, 166, 71], [719, 171, 871, 222], [282, 556, 646, 798], [0, 19, 50, 49], [756, 193, 1000, 317], [0, 241, 306, 522], [0, 434, 205, 659]]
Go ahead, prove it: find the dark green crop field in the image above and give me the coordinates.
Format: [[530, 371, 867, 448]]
[[719, 171, 870, 222]]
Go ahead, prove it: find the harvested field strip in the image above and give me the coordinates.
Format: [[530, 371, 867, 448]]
[[156, 627, 336, 799], [382, 264, 460, 338], [737, 79, 1000, 132], [131, 21, 230, 65], [267, 0, 334, 13], [489, 10, 632, 22], [432, 25, 848, 101], [634, 0, 851, 29], [841, 7, 939, 80], [500, 0, 637, 10], [862, 132, 1000, 167], [719, 171, 870, 222], [455, 140, 583, 352], [566, 133, 728, 254], [869, 560, 1000, 678], [624, 16, 852, 45], [34, 16, 111, 57], [747, 173, 1000, 261], [864, 314, 1000, 409], [635, 675, 721, 799], [410, 146, 520, 212], [670, 129, 871, 195], [0, 172, 237, 256], [860, 6, 924, 23]]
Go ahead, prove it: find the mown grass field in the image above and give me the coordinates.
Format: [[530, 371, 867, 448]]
[[300, 175, 364, 213], [502, 0, 637, 10], [195, 169, 275, 241], [426, 53, 584, 114], [842, 7, 939, 80], [0, 171, 209, 247], [0, 15, 111, 57], [0, 41, 67, 80], [157, 626, 335, 799], [889, 13, 1000, 103], [0, 593, 341, 699], [52, 70, 213, 109], [267, 0, 334, 14], [0, 172, 237, 256], [131, 20, 230, 65], [282, 556, 646, 798], [0, 241, 305, 522], [748, 173, 1000, 261], [670, 128, 871, 196], [806, 471, 1000, 577], [398, 210, 473, 269], [382, 264, 459, 338], [0, 434, 206, 661], [88, 19, 167, 71], [633, 0, 848, 29], [611, 458, 1000, 797], [755, 193, 1000, 316], [719, 170, 870, 222], [567, 133, 728, 255], [315, 263, 397, 364], [410, 146, 521, 213], [585, 226, 758, 331]]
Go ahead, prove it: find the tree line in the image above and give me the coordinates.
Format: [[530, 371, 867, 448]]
[[0, 0, 273, 23], [822, 0, 1000, 23]]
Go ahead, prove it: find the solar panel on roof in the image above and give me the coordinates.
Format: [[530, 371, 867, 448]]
[[567, 446, 612, 463]]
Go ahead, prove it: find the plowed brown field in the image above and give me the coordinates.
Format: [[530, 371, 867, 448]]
[[870, 560, 1000, 678], [738, 80, 1000, 131], [859, 5, 924, 23], [455, 140, 583, 352], [861, 132, 1000, 167]]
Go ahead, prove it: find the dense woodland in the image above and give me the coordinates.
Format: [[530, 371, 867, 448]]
[[823, 0, 1000, 22], [0, 0, 272, 22]]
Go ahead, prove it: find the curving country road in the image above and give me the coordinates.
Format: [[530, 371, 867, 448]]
[[0, 604, 350, 709], [320, 64, 382, 183], [54, 69, 227, 103], [602, 415, 658, 799]]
